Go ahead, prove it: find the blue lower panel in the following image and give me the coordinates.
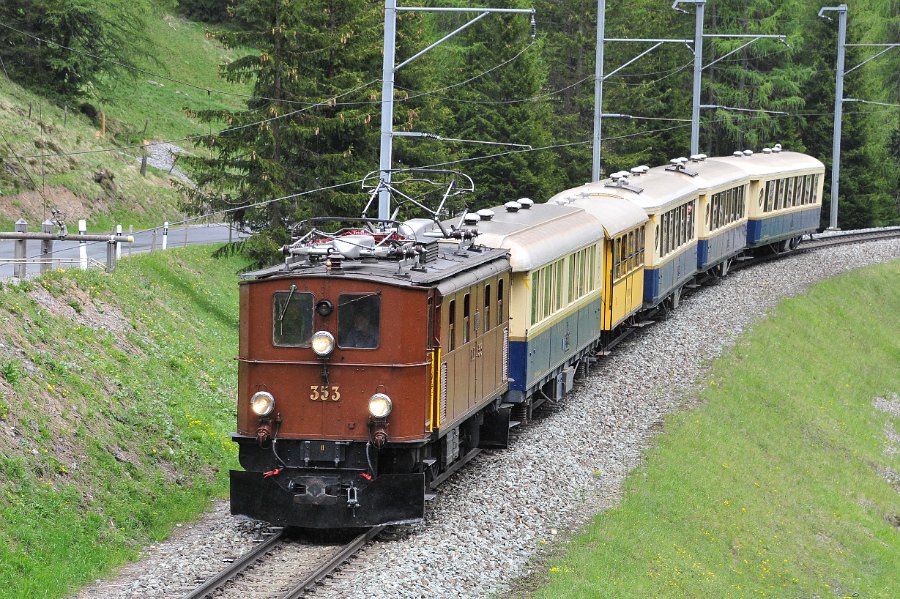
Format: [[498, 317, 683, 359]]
[[698, 223, 747, 270], [748, 208, 820, 246], [644, 245, 698, 305], [508, 301, 602, 394], [509, 340, 527, 392]]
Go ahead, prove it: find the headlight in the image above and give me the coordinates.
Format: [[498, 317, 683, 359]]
[[311, 331, 335, 357], [250, 391, 275, 416], [368, 393, 392, 418]]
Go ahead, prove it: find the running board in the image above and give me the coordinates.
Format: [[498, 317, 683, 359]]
[[428, 448, 481, 490]]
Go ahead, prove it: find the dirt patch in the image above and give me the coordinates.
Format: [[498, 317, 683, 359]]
[[31, 280, 131, 336], [0, 186, 93, 225]]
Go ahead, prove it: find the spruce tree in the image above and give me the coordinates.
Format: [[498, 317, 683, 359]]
[[182, 0, 384, 264]]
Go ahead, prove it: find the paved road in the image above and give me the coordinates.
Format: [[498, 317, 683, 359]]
[[0, 223, 247, 280]]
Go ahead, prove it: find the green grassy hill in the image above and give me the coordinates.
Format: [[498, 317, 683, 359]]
[[0, 6, 251, 232], [0, 247, 248, 599], [524, 259, 900, 598]]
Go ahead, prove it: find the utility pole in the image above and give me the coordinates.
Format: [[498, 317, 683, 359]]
[[378, 2, 535, 221], [591, 0, 606, 182], [591, 0, 783, 180], [687, 1, 705, 156], [820, 5, 847, 231], [819, 5, 898, 230]]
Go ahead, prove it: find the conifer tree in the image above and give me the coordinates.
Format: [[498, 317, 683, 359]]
[[424, 0, 564, 208], [182, 0, 385, 264]]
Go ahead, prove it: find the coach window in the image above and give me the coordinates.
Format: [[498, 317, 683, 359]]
[[667, 212, 674, 254], [638, 227, 645, 264], [498, 278, 504, 327], [484, 285, 491, 333], [629, 231, 636, 272], [338, 293, 380, 349], [463, 293, 471, 344], [273, 290, 313, 347], [448, 299, 457, 350]]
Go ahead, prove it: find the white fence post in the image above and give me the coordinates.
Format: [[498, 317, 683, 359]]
[[115, 224, 122, 261], [79, 219, 87, 270], [14, 219, 27, 279], [162, 221, 169, 250], [40, 220, 54, 274]]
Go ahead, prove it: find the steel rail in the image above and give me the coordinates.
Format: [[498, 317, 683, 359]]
[[726, 227, 900, 276], [182, 528, 284, 599], [280, 525, 387, 599]]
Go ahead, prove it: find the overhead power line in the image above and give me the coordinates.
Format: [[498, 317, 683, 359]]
[[0, 21, 379, 108]]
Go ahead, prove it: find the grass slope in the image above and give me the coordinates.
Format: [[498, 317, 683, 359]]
[[0, 7, 251, 231], [525, 260, 900, 598], [0, 247, 249, 599]]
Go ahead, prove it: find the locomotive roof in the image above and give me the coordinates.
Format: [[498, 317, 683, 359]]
[[461, 203, 605, 272], [545, 186, 649, 237], [242, 242, 510, 289], [708, 151, 824, 177]]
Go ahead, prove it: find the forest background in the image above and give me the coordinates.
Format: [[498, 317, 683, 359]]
[[0, 0, 897, 265]]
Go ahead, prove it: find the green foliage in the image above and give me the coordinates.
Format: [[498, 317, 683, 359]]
[[0, 359, 23, 388], [176, 0, 231, 23], [0, 247, 249, 598], [0, 0, 153, 101], [525, 260, 900, 597], [181, 0, 384, 266]]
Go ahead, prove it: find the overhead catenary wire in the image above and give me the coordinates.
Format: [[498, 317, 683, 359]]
[[15, 77, 382, 160], [0, 21, 377, 108]]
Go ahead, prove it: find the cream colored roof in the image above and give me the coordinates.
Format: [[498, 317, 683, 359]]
[[708, 151, 825, 177], [547, 186, 649, 237], [598, 166, 699, 213], [460, 203, 605, 272]]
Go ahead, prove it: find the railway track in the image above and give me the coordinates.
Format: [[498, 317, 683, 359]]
[[182, 525, 385, 599], [179, 226, 898, 599], [723, 226, 900, 277]]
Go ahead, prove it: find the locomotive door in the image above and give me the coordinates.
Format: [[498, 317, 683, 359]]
[[468, 285, 483, 410]]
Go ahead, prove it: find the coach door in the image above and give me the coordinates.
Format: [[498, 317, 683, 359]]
[[467, 284, 485, 411]]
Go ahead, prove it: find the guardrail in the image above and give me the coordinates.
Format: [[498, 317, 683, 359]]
[[0, 218, 133, 278]]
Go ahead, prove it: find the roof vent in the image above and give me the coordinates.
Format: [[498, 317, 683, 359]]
[[477, 209, 495, 221], [762, 147, 772, 154], [733, 151, 743, 157], [504, 200, 522, 213], [630, 165, 650, 176], [666, 157, 698, 177], [743, 149, 753, 157], [772, 143, 782, 153], [605, 172, 644, 194], [689, 154, 707, 162], [518, 198, 534, 209], [463, 213, 481, 225]]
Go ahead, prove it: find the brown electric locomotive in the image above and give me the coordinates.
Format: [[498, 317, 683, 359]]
[[229, 218, 513, 528]]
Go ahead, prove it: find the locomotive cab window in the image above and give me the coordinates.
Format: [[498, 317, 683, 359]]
[[273, 290, 314, 347], [338, 293, 380, 349]]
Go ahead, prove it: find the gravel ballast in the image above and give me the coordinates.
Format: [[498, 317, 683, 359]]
[[74, 239, 900, 599]]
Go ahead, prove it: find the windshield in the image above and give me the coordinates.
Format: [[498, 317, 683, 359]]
[[338, 294, 380, 349], [273, 290, 313, 347]]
